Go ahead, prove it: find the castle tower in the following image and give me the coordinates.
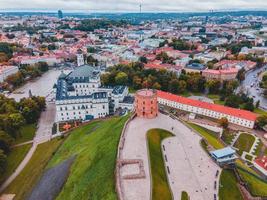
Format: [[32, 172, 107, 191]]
[[76, 49, 84, 67], [135, 89, 158, 119]]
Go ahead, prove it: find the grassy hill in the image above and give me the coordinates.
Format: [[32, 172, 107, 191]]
[[47, 116, 129, 200]]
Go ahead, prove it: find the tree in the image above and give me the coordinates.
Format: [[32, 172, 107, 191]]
[[19, 98, 40, 124], [37, 62, 49, 72], [47, 44, 56, 50], [256, 115, 267, 129], [168, 79, 180, 94], [178, 80, 187, 93], [152, 82, 161, 90], [0, 130, 13, 153], [205, 80, 221, 94], [5, 113, 25, 138], [243, 101, 254, 111], [224, 95, 242, 108], [0, 150, 7, 173], [87, 47, 96, 53], [255, 100, 260, 108], [218, 117, 229, 129], [139, 56, 148, 64], [115, 72, 128, 85], [0, 42, 13, 59], [87, 55, 98, 65]]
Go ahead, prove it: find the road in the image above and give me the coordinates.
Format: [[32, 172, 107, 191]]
[[238, 65, 267, 110]]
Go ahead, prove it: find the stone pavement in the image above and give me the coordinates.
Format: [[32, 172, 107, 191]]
[[120, 113, 221, 200]]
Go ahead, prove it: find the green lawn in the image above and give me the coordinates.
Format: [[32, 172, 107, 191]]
[[238, 169, 267, 197], [181, 191, 189, 200], [214, 99, 225, 105], [221, 130, 236, 145], [0, 144, 32, 184], [3, 139, 63, 200], [254, 108, 267, 115], [15, 123, 36, 145], [186, 122, 224, 149], [219, 169, 243, 200], [233, 133, 255, 156], [147, 129, 173, 200], [245, 154, 253, 161], [47, 116, 129, 200], [187, 122, 267, 198], [207, 94, 220, 100]]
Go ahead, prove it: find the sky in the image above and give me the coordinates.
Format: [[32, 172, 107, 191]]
[[1, 0, 267, 12]]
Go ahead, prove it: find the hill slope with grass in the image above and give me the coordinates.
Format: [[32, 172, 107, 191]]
[[47, 116, 129, 200]]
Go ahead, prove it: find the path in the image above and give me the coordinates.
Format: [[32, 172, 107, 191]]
[[0, 103, 56, 193], [11, 140, 33, 148], [119, 113, 221, 200], [0, 144, 37, 192]]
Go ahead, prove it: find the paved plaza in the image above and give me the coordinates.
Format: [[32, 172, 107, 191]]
[[120, 113, 221, 200]]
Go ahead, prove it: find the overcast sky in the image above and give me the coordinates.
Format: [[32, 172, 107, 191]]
[[1, 0, 267, 12]]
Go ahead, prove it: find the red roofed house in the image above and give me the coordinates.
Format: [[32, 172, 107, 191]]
[[157, 90, 257, 129], [254, 156, 267, 176]]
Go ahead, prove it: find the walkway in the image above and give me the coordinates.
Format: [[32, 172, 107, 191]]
[[120, 113, 221, 200], [0, 103, 56, 193], [0, 144, 37, 192]]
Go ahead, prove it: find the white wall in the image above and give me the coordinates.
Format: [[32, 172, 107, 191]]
[[158, 97, 255, 129]]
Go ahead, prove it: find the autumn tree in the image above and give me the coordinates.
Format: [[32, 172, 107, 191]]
[[218, 117, 229, 129]]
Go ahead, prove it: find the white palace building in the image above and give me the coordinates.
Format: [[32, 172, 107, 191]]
[[55, 65, 134, 122], [157, 90, 257, 129]]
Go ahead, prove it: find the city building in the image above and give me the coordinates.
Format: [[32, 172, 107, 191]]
[[210, 147, 237, 165], [55, 65, 133, 122], [184, 63, 206, 73], [202, 68, 238, 81], [157, 90, 257, 129], [76, 49, 85, 67], [0, 65, 19, 83], [135, 89, 158, 119], [254, 156, 267, 176], [58, 10, 63, 19]]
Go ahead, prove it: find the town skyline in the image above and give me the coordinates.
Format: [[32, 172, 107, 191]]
[[1, 0, 267, 12]]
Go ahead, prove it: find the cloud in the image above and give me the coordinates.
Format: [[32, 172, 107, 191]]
[[0, 0, 267, 12]]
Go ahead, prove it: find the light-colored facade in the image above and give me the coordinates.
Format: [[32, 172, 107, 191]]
[[202, 68, 238, 82], [55, 65, 133, 122], [76, 50, 85, 67], [157, 90, 257, 129], [0, 65, 19, 83]]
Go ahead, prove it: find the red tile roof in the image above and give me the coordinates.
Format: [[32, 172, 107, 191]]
[[254, 156, 267, 171], [157, 90, 257, 121]]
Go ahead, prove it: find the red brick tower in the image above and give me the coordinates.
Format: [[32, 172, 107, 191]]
[[135, 89, 158, 119]]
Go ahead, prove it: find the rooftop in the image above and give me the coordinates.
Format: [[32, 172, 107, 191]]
[[210, 147, 236, 159], [157, 90, 258, 121]]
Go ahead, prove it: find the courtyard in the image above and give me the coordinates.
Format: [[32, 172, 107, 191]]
[[119, 113, 221, 200]]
